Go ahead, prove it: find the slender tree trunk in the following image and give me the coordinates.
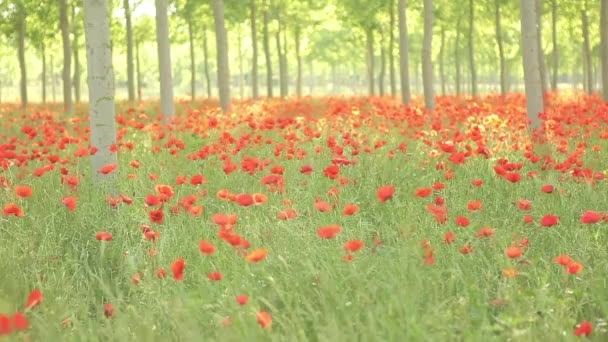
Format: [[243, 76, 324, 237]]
[[439, 26, 445, 95], [83, 0, 118, 184], [155, 0, 175, 119], [422, 0, 435, 110], [281, 26, 288, 97], [238, 29, 244, 99], [398, 0, 411, 104], [188, 15, 196, 101], [601, 0, 608, 100], [42, 44, 47, 103], [379, 30, 386, 96], [455, 16, 462, 95], [520, 0, 544, 130], [275, 26, 284, 97], [73, 29, 82, 103], [366, 28, 375, 96], [51, 54, 56, 102], [495, 0, 507, 95], [17, 11, 27, 108], [263, 9, 273, 97], [551, 0, 558, 91], [203, 25, 211, 97], [60, 0, 73, 113], [389, 0, 396, 96], [251, 0, 259, 99], [136, 41, 142, 101], [468, 0, 477, 97], [536, 0, 548, 96], [582, 8, 593, 94], [125, 0, 135, 101], [308, 59, 314, 94], [212, 0, 231, 113], [295, 25, 303, 96]]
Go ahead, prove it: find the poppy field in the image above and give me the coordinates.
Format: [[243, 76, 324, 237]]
[[1, 93, 607, 340]]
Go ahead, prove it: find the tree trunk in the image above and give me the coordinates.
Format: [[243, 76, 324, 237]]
[[379, 30, 386, 96], [455, 16, 462, 95], [276, 16, 288, 98], [551, 0, 558, 91], [203, 25, 211, 98], [238, 29, 244, 99], [125, 0, 135, 101], [83, 0, 118, 184], [389, 0, 396, 96], [42, 44, 47, 103], [495, 0, 507, 95], [582, 8, 593, 95], [188, 15, 196, 101], [468, 0, 477, 97], [439, 26, 445, 95], [17, 10, 27, 109], [212, 0, 231, 113], [601, 0, 608, 101], [520, 0, 544, 130], [308, 59, 314, 94], [72, 5, 82, 104], [366, 28, 375, 96], [281, 27, 289, 97], [60, 0, 73, 113], [155, 0, 175, 119], [422, 0, 435, 110], [398, 0, 411, 104], [73, 29, 82, 103], [295, 25, 303, 97], [251, 0, 259, 99], [263, 9, 273, 97], [536, 0, 548, 96], [136, 41, 142, 101], [51, 54, 56, 102]]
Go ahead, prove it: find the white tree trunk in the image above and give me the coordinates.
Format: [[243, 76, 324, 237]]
[[520, 0, 544, 130], [83, 0, 118, 183], [155, 0, 175, 119], [601, 0, 608, 101], [398, 0, 411, 105], [422, 0, 435, 110], [60, 0, 73, 113], [125, 0, 135, 102], [212, 0, 231, 113]]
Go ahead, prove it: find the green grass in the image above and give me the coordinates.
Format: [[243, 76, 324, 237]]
[[0, 95, 607, 341]]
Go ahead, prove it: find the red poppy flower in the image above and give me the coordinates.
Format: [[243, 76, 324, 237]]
[[98, 163, 117, 175], [505, 246, 523, 259], [342, 203, 360, 216], [257, 311, 272, 328], [25, 289, 43, 310], [95, 232, 113, 241], [236, 295, 249, 305], [246, 249, 269, 262], [455, 216, 470, 227], [104, 303, 114, 319], [343, 240, 364, 252], [540, 215, 559, 227], [574, 321, 592, 336], [14, 185, 32, 198], [318, 225, 341, 239], [580, 210, 602, 224], [377, 185, 395, 202], [208, 272, 222, 281], [171, 258, 185, 281], [414, 188, 433, 198], [199, 240, 216, 255]]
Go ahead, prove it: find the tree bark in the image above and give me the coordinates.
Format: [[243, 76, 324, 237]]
[[155, 0, 175, 119], [60, 0, 73, 113], [295, 25, 303, 97], [212, 0, 231, 113], [582, 8, 593, 94], [520, 0, 544, 130], [389, 0, 396, 96], [455, 16, 462, 96], [551, 0, 558, 91], [379, 30, 386, 96], [83, 0, 118, 184], [366, 28, 375, 96], [251, 0, 259, 99], [398, 0, 411, 104], [136, 41, 142, 101], [263, 8, 273, 97], [495, 0, 507, 95], [422, 0, 435, 110], [125, 0, 135, 101], [203, 25, 211, 97], [536, 0, 548, 96], [238, 29, 244, 99], [51, 54, 56, 102], [468, 0, 477, 97], [439, 26, 445, 95], [188, 15, 196, 101], [276, 15, 288, 98], [601, 0, 608, 100], [17, 9, 27, 108], [72, 5, 82, 104], [42, 44, 47, 103]]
